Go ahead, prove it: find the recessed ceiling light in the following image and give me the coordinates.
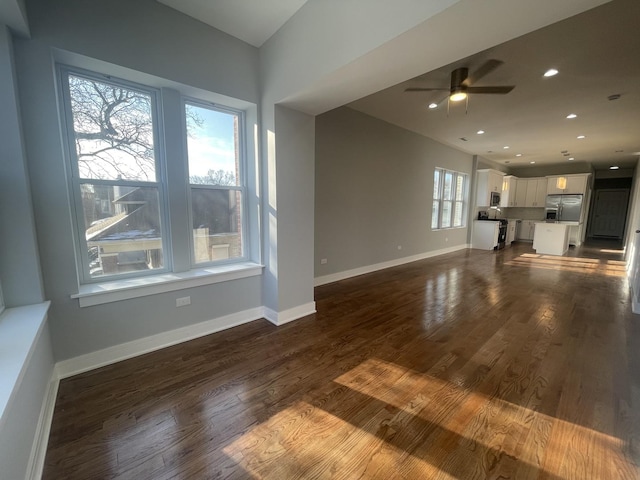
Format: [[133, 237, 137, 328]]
[[544, 68, 559, 77], [428, 103, 438, 109], [610, 166, 620, 170], [577, 135, 586, 139], [568, 157, 575, 161], [515, 153, 522, 157], [566, 113, 577, 119], [503, 146, 510, 149], [530, 161, 536, 164], [477, 130, 485, 134]]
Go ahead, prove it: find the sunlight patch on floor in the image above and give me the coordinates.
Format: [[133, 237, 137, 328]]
[[507, 254, 626, 277]]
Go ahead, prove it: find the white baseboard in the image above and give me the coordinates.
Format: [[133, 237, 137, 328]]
[[264, 302, 316, 326], [56, 306, 265, 379], [314, 244, 470, 287], [26, 374, 59, 480]]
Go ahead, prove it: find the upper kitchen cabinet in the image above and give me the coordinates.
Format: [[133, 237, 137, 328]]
[[476, 169, 505, 206], [547, 174, 590, 195], [514, 178, 528, 207], [513, 177, 546, 207], [500, 175, 518, 207]]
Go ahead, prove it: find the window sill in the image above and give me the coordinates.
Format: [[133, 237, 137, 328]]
[[0, 301, 51, 429], [71, 262, 264, 307]]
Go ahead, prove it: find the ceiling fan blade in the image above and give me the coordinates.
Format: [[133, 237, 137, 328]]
[[465, 85, 515, 94], [404, 87, 449, 92], [462, 59, 504, 86]]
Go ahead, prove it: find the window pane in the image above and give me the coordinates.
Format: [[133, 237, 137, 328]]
[[453, 201, 463, 227], [455, 174, 464, 200], [186, 104, 240, 186], [192, 188, 243, 263], [82, 184, 164, 278], [432, 200, 439, 229], [433, 169, 440, 200], [68, 75, 156, 181], [442, 201, 452, 228], [443, 172, 453, 200]]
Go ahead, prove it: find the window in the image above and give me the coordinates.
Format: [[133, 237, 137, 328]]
[[61, 71, 167, 282], [185, 102, 245, 265], [432, 167, 468, 229], [59, 67, 250, 284]]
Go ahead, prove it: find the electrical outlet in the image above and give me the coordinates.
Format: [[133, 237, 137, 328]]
[[176, 296, 191, 307], [320, 258, 328, 265]]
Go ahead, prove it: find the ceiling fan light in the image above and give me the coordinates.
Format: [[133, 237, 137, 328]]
[[450, 91, 467, 102]]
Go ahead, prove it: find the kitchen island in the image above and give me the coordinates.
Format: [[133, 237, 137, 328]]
[[532, 222, 569, 256]]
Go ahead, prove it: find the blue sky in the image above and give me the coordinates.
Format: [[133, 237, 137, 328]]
[[185, 104, 237, 180]]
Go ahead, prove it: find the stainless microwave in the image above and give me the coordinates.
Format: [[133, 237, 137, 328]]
[[490, 191, 501, 206]]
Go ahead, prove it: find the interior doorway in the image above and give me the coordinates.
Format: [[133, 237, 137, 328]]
[[588, 189, 629, 238], [586, 175, 632, 242]]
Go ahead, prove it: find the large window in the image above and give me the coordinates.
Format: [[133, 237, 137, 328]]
[[432, 167, 468, 229], [59, 68, 249, 283]]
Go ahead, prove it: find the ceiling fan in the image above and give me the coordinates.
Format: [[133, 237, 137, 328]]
[[405, 59, 514, 105]]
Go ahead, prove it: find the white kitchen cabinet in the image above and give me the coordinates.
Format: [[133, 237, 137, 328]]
[[534, 178, 547, 207], [547, 174, 589, 195], [517, 220, 537, 241], [533, 223, 569, 256], [522, 178, 547, 207], [514, 178, 528, 207], [500, 176, 518, 207], [476, 169, 505, 206], [472, 220, 499, 250]]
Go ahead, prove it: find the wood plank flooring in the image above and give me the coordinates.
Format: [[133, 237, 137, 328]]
[[43, 242, 640, 479]]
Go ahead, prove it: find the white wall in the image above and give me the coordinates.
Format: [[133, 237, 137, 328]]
[[315, 107, 473, 279], [14, 0, 263, 361]]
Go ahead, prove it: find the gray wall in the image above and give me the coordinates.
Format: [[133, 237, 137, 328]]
[[259, 104, 316, 315], [315, 107, 473, 278], [0, 26, 44, 307], [14, 0, 263, 360], [0, 24, 54, 480]]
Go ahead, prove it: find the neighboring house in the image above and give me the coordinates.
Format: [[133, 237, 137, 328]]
[[85, 186, 163, 275]]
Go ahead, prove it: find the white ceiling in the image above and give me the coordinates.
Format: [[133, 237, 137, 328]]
[[157, 0, 639, 171], [157, 0, 308, 47], [133, 1, 638, 171], [348, 0, 640, 170]]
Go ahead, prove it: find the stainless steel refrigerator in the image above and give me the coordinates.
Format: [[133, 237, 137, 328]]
[[545, 194, 583, 222]]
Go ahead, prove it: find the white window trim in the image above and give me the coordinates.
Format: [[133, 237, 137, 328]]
[[433, 167, 469, 230], [71, 262, 264, 307]]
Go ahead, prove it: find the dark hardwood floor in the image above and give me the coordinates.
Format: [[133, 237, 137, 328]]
[[43, 242, 640, 479]]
